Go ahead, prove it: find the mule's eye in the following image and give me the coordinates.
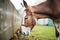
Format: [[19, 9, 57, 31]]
[[25, 17, 28, 20]]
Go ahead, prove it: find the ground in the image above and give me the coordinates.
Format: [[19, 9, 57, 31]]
[[29, 25, 55, 40], [11, 25, 56, 40]]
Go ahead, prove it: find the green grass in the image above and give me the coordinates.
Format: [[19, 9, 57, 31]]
[[28, 25, 56, 40], [17, 25, 56, 40]]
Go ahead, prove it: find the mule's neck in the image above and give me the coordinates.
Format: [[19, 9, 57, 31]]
[[48, 0, 60, 13]]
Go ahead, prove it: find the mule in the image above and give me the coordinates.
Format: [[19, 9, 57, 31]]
[[21, 11, 36, 35], [21, 0, 60, 40], [20, 2, 36, 36]]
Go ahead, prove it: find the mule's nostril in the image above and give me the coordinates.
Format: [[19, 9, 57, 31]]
[[22, 32, 25, 35], [26, 31, 29, 36], [22, 32, 29, 36]]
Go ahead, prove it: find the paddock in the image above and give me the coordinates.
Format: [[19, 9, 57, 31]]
[[0, 0, 60, 40]]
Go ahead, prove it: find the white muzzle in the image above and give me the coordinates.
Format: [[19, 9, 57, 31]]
[[21, 26, 30, 36]]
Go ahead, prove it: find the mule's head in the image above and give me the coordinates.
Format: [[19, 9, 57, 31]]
[[22, 13, 36, 36], [21, 0, 36, 36], [23, 0, 36, 29]]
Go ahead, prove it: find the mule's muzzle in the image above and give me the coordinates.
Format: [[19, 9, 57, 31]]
[[21, 26, 30, 36]]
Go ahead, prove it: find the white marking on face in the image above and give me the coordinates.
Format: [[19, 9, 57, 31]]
[[21, 26, 30, 36]]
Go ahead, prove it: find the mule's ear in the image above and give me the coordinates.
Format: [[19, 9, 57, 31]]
[[20, 3, 24, 7], [23, 0, 28, 8]]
